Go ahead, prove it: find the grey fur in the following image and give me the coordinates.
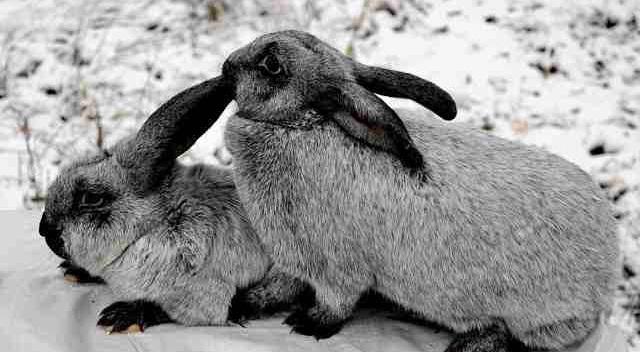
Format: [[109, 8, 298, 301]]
[[40, 79, 300, 326], [217, 31, 618, 349], [99, 30, 619, 349], [42, 141, 280, 325]]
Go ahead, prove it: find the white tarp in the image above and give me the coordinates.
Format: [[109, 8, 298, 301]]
[[0, 211, 627, 352]]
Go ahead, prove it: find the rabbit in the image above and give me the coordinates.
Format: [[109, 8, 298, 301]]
[[126, 30, 619, 352], [38, 78, 309, 333]]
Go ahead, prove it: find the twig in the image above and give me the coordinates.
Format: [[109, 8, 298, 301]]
[[0, 30, 15, 99], [403, 0, 430, 15], [187, 0, 199, 55], [78, 87, 105, 150], [346, 0, 371, 59], [95, 106, 104, 150], [71, 5, 88, 116], [15, 113, 44, 205]]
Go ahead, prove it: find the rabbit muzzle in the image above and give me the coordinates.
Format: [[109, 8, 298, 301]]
[[39, 214, 69, 260]]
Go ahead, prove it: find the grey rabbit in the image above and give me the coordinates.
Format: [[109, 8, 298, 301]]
[[38, 80, 308, 332], [121, 30, 619, 352]]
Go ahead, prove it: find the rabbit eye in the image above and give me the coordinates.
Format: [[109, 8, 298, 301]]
[[259, 54, 282, 75], [80, 192, 105, 208]]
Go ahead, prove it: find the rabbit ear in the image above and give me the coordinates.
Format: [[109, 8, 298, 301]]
[[311, 80, 424, 171], [118, 75, 233, 190], [353, 63, 457, 121]]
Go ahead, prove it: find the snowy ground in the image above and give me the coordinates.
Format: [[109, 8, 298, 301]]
[[0, 0, 638, 349]]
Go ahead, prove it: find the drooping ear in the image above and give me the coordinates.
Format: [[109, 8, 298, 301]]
[[353, 63, 457, 121], [310, 80, 425, 171], [118, 75, 233, 191]]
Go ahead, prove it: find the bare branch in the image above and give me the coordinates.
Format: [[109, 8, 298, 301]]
[[345, 0, 371, 59]]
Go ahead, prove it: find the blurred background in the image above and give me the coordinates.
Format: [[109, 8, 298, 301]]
[[0, 0, 638, 348]]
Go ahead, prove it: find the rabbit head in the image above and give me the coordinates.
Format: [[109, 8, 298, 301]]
[[221, 30, 457, 170], [39, 77, 236, 276], [39, 140, 162, 275]]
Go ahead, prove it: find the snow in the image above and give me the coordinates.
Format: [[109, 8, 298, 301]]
[[0, 0, 638, 348]]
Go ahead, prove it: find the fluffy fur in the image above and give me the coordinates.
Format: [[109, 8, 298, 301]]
[[226, 109, 618, 349], [110, 30, 619, 350], [39, 79, 306, 329], [40, 142, 307, 327], [222, 31, 618, 350]]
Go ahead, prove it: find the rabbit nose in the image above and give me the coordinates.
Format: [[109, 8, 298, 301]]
[[39, 214, 69, 260], [39, 214, 61, 238]]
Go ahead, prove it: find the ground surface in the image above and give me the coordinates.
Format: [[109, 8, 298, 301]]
[[0, 0, 638, 348]]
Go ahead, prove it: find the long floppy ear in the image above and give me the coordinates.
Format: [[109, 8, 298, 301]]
[[118, 75, 233, 191], [353, 63, 457, 121], [311, 80, 424, 171]]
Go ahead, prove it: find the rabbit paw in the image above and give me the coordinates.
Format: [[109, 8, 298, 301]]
[[283, 306, 347, 340], [227, 290, 262, 327], [59, 260, 105, 284], [445, 325, 523, 352], [228, 279, 315, 326], [97, 300, 171, 334]]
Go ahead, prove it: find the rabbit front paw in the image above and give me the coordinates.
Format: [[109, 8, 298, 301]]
[[227, 289, 263, 326], [59, 260, 104, 284], [283, 305, 348, 340], [97, 300, 171, 334]]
